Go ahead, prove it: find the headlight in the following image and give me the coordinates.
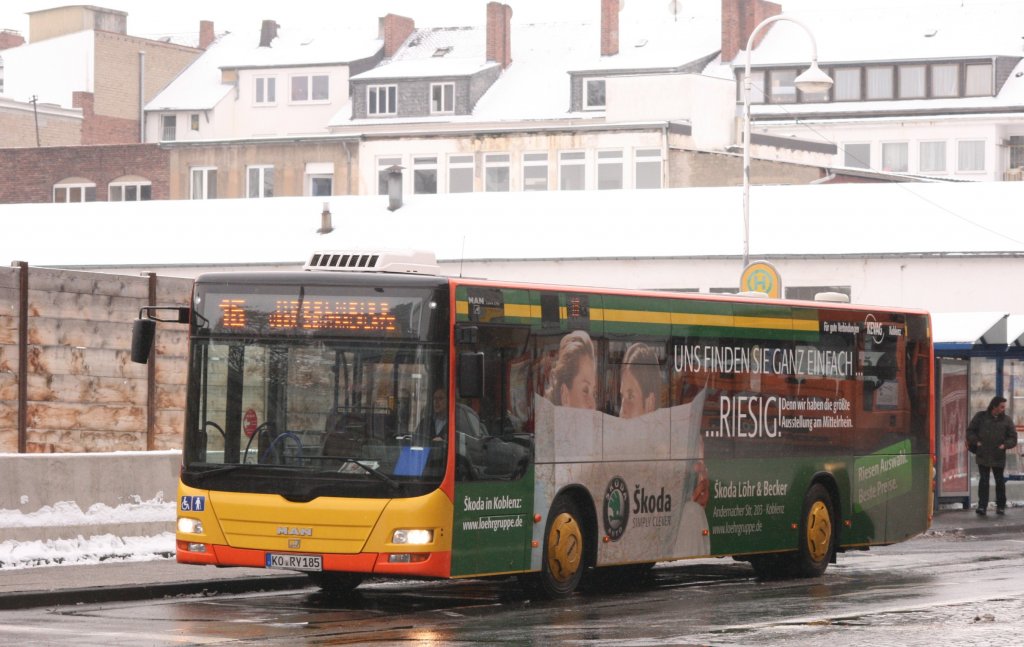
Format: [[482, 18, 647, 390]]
[[392, 528, 433, 545], [177, 517, 204, 534]]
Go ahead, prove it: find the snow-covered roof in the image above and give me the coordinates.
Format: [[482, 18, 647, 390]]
[[749, 0, 1024, 65], [725, 0, 1024, 119], [0, 29, 93, 105], [4, 182, 1024, 270], [146, 25, 382, 112], [344, 1, 726, 126], [932, 312, 1008, 345], [570, 1, 722, 73]]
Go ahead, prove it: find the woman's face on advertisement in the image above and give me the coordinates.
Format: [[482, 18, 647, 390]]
[[561, 355, 596, 409], [619, 367, 646, 419]]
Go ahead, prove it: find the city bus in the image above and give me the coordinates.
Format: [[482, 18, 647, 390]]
[[131, 250, 934, 598]]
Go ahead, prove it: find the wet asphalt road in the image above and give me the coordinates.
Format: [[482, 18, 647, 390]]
[[2, 526, 1024, 646]]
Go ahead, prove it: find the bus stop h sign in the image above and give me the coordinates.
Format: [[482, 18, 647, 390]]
[[740, 261, 782, 298]]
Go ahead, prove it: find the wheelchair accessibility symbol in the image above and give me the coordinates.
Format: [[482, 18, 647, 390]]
[[740, 261, 782, 298]]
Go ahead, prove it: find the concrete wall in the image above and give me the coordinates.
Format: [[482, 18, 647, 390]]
[[0, 265, 191, 453], [0, 450, 180, 541]]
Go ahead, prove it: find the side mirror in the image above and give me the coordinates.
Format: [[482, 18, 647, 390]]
[[457, 352, 484, 399], [131, 318, 156, 364]]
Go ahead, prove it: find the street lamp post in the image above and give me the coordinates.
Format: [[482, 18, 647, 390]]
[[742, 15, 832, 269]]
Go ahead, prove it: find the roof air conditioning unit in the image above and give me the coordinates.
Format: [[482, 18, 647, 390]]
[[304, 250, 440, 275]]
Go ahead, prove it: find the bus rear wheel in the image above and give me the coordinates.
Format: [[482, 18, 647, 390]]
[[793, 483, 835, 578], [748, 484, 835, 580], [536, 496, 586, 598]]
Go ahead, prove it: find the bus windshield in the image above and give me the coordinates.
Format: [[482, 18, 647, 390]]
[[180, 274, 450, 499], [183, 337, 447, 498]]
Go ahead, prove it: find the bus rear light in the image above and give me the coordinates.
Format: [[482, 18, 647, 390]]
[[388, 553, 428, 564], [533, 514, 542, 523], [187, 543, 207, 553]]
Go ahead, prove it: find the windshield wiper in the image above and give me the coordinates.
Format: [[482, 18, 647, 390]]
[[330, 459, 400, 491], [187, 464, 251, 483]]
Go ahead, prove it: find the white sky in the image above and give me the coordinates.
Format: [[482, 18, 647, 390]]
[[0, 0, 603, 42]]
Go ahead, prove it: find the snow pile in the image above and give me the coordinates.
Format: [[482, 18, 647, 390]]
[[0, 496, 175, 570]]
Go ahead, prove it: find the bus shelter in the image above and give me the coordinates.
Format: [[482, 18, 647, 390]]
[[933, 312, 1024, 509]]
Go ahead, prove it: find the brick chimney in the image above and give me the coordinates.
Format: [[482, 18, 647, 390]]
[[0, 29, 25, 50], [199, 20, 214, 50], [721, 0, 782, 64], [601, 0, 619, 57], [486, 2, 513, 69], [259, 19, 279, 48], [378, 14, 414, 58]]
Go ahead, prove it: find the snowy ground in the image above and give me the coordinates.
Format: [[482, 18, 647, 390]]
[[0, 496, 175, 570]]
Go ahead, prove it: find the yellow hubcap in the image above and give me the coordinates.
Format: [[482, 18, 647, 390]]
[[805, 500, 832, 562], [546, 512, 582, 583]]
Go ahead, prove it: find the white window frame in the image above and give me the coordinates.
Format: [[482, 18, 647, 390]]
[[247, 165, 274, 198], [108, 180, 152, 201], [843, 142, 871, 169], [161, 114, 176, 141], [866, 66, 895, 100], [833, 68, 861, 101], [522, 152, 548, 191], [447, 154, 475, 193], [743, 70, 766, 104], [596, 149, 623, 190], [919, 141, 947, 174], [957, 139, 986, 172], [965, 63, 993, 97], [308, 175, 332, 197], [413, 156, 438, 195], [559, 151, 586, 190], [898, 65, 926, 99], [190, 167, 217, 200], [290, 73, 329, 103], [368, 85, 398, 116], [634, 149, 662, 189], [484, 153, 511, 192], [931, 64, 958, 98], [53, 181, 96, 203], [255, 76, 277, 105], [769, 69, 797, 104], [583, 77, 606, 110], [430, 82, 455, 114], [881, 141, 909, 173]]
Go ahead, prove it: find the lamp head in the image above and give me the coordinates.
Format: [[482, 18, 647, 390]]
[[794, 61, 833, 94]]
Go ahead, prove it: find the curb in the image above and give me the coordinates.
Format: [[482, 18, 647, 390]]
[[0, 574, 309, 611]]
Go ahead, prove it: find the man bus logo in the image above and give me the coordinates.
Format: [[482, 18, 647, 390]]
[[603, 476, 631, 541]]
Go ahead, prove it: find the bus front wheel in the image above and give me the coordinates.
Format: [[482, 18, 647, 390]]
[[307, 571, 364, 595], [793, 483, 835, 578], [536, 496, 586, 598]]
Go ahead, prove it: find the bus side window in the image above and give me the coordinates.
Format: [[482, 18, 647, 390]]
[[455, 325, 533, 481]]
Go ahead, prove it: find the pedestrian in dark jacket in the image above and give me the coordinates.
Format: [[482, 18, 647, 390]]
[[967, 396, 1018, 515]]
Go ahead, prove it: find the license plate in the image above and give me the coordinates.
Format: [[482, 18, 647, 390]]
[[265, 553, 322, 572]]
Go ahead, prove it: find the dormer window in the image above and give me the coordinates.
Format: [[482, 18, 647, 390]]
[[255, 76, 277, 105], [583, 78, 606, 110], [291, 74, 329, 103], [965, 63, 993, 96], [430, 82, 454, 114], [741, 58, 1003, 105], [368, 85, 397, 116], [433, 46, 452, 57]]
